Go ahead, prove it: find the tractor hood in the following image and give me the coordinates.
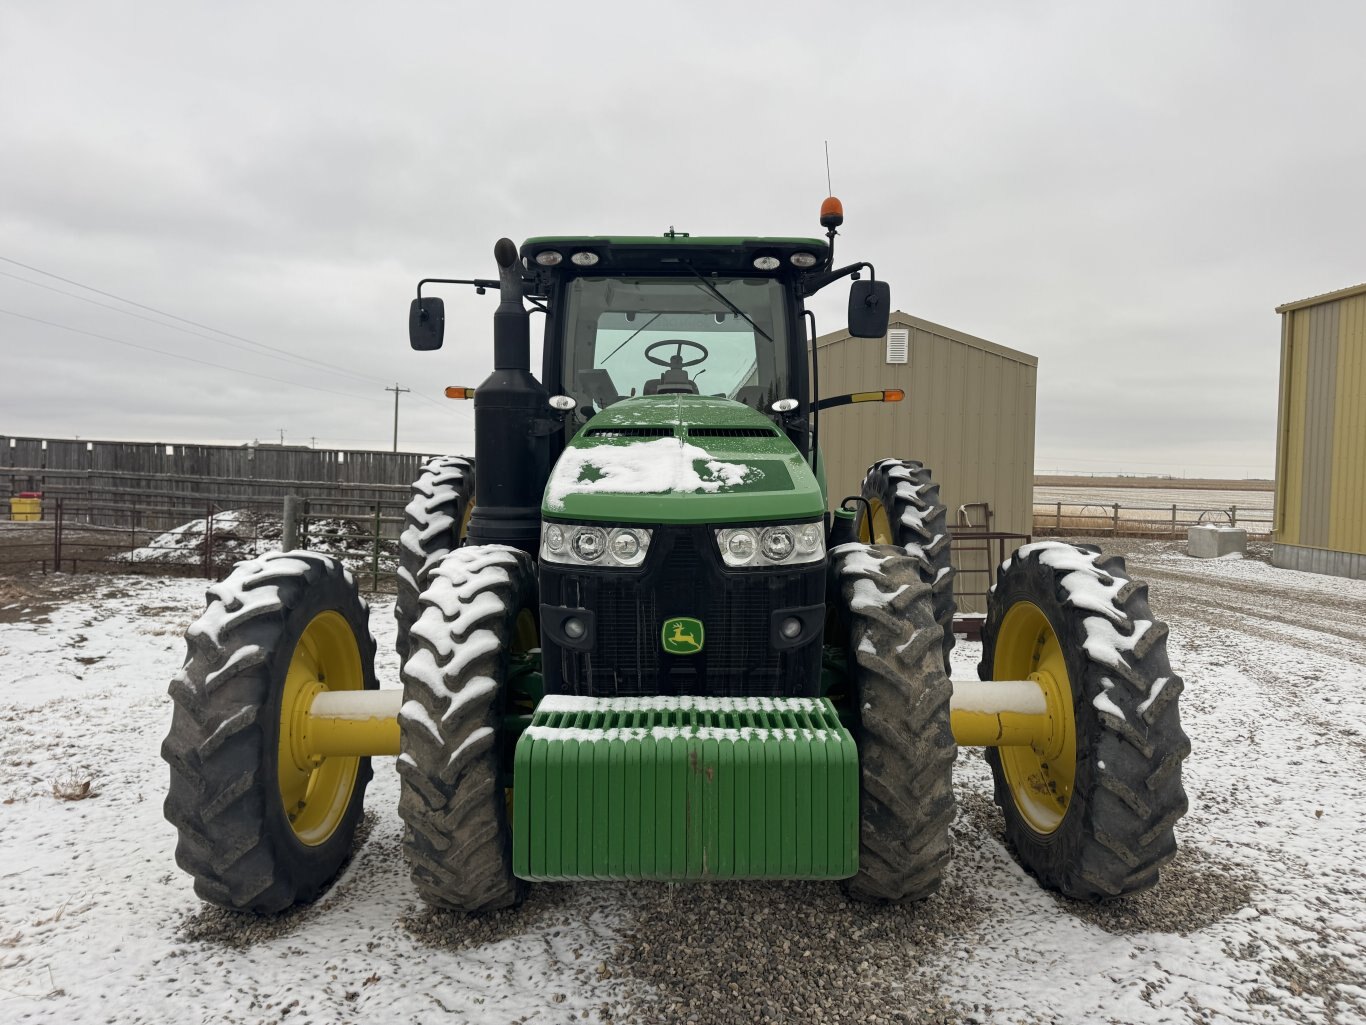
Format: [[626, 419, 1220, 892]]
[[543, 396, 824, 525]]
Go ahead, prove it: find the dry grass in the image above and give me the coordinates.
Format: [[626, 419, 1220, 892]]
[[51, 770, 102, 801]]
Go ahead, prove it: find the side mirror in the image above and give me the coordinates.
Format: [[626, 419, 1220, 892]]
[[847, 280, 891, 339], [409, 297, 445, 350]]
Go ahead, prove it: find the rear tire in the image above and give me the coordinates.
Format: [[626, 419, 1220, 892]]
[[859, 458, 956, 676], [397, 545, 535, 912], [395, 455, 475, 663], [980, 541, 1190, 900], [162, 551, 377, 913], [833, 543, 957, 903]]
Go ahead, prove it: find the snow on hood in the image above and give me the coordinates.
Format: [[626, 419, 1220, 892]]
[[545, 435, 763, 511]]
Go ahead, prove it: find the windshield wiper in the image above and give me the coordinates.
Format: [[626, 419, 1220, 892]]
[[601, 313, 663, 363], [683, 265, 774, 345]]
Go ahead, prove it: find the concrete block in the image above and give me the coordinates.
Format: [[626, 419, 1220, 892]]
[[1188, 525, 1247, 559]]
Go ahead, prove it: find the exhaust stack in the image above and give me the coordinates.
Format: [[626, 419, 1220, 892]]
[[465, 238, 550, 553]]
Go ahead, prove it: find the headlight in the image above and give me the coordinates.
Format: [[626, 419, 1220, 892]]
[[542, 523, 651, 567], [571, 527, 606, 562], [760, 527, 794, 561], [716, 523, 825, 568]]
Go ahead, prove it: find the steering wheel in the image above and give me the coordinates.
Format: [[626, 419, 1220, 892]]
[[644, 339, 709, 368]]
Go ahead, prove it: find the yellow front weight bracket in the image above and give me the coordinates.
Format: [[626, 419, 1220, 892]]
[[949, 676, 1068, 756], [296, 690, 402, 760]]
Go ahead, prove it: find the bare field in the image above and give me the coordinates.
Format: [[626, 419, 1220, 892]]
[[1035, 475, 1275, 492]]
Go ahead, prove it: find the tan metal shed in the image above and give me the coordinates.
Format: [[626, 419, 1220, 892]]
[[814, 311, 1038, 612], [1272, 282, 1366, 579]]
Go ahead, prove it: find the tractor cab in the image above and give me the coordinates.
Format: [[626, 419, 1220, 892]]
[[525, 237, 822, 434]]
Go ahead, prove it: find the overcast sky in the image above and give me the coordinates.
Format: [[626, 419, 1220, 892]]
[[3, 1, 1363, 478]]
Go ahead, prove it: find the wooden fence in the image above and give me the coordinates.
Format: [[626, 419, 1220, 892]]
[[2, 433, 446, 489], [0, 433, 448, 530]]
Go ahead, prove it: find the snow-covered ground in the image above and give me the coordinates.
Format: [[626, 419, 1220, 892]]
[[1, 540, 1363, 1024]]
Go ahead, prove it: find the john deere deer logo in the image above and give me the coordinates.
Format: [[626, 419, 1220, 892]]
[[661, 617, 704, 655]]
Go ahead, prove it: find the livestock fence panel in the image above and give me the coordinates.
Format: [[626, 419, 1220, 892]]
[[0, 476, 410, 592], [1033, 500, 1275, 539]]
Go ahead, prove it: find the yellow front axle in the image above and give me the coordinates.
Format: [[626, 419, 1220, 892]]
[[297, 689, 402, 760], [291, 678, 1064, 762], [948, 675, 1069, 758]]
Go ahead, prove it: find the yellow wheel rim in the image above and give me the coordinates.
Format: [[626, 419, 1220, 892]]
[[459, 499, 475, 540], [278, 610, 364, 846], [859, 498, 893, 544], [513, 609, 537, 653], [992, 601, 1076, 835]]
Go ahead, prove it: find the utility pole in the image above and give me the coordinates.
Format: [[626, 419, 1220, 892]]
[[277, 427, 286, 445], [385, 383, 410, 452], [310, 436, 318, 449]]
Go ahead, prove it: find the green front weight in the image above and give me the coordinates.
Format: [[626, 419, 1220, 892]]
[[512, 696, 859, 882]]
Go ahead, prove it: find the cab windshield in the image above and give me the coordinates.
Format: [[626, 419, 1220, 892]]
[[561, 276, 791, 412]]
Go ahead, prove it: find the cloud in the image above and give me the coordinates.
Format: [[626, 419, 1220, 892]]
[[2, 0, 1364, 476]]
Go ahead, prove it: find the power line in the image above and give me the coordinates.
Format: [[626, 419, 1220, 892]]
[[0, 254, 397, 388], [413, 388, 473, 422], [0, 267, 385, 388], [0, 256, 475, 426], [0, 306, 388, 404]]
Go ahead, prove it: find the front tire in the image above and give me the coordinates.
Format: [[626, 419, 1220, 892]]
[[395, 455, 475, 663], [859, 458, 956, 676], [833, 543, 957, 903], [980, 541, 1190, 900], [397, 545, 536, 912], [162, 551, 377, 913]]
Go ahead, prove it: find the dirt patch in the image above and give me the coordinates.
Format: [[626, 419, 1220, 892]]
[[955, 786, 1257, 936], [0, 574, 70, 623], [1057, 844, 1257, 936], [606, 878, 977, 1025], [176, 812, 378, 949], [400, 881, 595, 953]]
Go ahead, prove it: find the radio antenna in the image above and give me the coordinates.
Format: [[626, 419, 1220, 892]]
[[824, 140, 833, 195]]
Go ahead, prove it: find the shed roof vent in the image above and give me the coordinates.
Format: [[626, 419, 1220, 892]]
[[885, 328, 909, 364]]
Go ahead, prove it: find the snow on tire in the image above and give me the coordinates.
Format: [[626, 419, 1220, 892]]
[[397, 544, 534, 912], [395, 455, 474, 663], [859, 458, 956, 677], [980, 541, 1190, 900], [162, 551, 378, 913], [833, 543, 957, 903]]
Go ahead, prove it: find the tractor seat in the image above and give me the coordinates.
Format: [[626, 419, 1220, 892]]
[[644, 366, 699, 395]]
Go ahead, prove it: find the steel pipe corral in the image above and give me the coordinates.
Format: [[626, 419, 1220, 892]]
[[303, 689, 402, 758], [949, 678, 1054, 749]]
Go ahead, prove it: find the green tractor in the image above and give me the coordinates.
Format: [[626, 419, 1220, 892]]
[[163, 201, 1189, 914]]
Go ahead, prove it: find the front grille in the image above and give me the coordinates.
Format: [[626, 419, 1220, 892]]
[[541, 526, 824, 698], [687, 427, 777, 438], [585, 427, 674, 438]]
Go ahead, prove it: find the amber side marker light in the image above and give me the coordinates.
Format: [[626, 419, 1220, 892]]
[[444, 386, 476, 399], [849, 389, 903, 403], [813, 388, 904, 412]]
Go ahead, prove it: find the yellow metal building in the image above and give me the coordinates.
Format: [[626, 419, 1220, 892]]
[[814, 311, 1037, 612], [1273, 282, 1366, 579]]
